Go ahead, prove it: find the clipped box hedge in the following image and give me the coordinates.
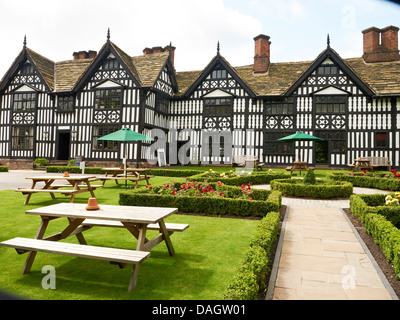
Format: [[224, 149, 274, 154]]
[[329, 173, 400, 191], [46, 166, 200, 177], [190, 171, 290, 186], [223, 211, 281, 300], [0, 166, 8, 172], [350, 194, 400, 279], [270, 179, 353, 199], [119, 182, 281, 217]]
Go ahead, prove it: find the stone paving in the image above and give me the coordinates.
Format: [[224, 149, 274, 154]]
[[253, 185, 398, 300]]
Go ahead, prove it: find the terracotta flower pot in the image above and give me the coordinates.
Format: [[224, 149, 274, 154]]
[[63, 171, 70, 177], [86, 198, 100, 210]]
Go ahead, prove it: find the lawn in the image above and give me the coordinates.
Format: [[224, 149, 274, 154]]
[[0, 176, 259, 300]]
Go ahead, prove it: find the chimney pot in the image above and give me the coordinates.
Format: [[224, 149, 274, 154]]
[[143, 47, 153, 55]]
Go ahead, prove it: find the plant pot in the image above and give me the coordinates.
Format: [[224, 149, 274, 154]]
[[86, 198, 100, 210]]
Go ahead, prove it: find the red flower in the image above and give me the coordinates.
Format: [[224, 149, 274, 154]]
[[363, 170, 367, 174], [219, 192, 224, 196]]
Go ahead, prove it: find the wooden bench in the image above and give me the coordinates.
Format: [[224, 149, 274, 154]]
[[47, 184, 104, 189], [81, 219, 189, 232], [232, 155, 264, 170], [365, 157, 391, 170], [348, 157, 391, 171], [0, 237, 150, 291]]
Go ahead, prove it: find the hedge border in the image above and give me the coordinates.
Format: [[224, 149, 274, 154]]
[[223, 211, 280, 300], [119, 182, 282, 217], [350, 194, 400, 279], [46, 166, 201, 177], [0, 166, 8, 172], [190, 171, 290, 186], [329, 173, 400, 191], [270, 179, 353, 199]]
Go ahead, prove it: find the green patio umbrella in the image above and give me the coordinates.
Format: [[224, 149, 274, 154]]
[[98, 128, 153, 187], [278, 131, 324, 162]]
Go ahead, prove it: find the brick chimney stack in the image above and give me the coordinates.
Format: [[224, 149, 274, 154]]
[[253, 34, 271, 74], [143, 45, 176, 66], [73, 50, 97, 60], [362, 25, 400, 63]]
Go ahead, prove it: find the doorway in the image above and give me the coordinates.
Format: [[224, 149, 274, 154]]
[[315, 140, 329, 164], [57, 131, 71, 160]]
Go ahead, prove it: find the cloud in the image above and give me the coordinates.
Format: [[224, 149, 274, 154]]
[[0, 0, 262, 77]]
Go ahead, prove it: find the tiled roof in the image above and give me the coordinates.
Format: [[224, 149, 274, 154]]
[[55, 58, 92, 92], [26, 48, 55, 91], [3, 42, 400, 96], [132, 51, 170, 87], [345, 58, 400, 95], [176, 55, 400, 96]]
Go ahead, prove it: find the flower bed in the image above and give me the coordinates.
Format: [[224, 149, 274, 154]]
[[270, 179, 353, 199], [350, 194, 400, 278], [190, 169, 289, 186], [119, 181, 281, 217], [328, 171, 400, 191]]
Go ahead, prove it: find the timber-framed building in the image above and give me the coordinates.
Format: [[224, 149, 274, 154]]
[[1, 26, 400, 169]]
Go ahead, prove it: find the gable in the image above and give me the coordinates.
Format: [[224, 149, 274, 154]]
[[0, 48, 54, 94], [285, 47, 375, 97], [73, 42, 141, 92], [181, 54, 256, 99]]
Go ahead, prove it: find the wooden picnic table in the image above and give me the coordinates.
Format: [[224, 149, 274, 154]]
[[286, 161, 309, 175], [99, 167, 152, 187], [0, 203, 188, 291], [15, 175, 101, 205], [354, 158, 374, 171]]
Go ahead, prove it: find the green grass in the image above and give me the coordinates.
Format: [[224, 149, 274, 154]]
[[0, 177, 259, 300]]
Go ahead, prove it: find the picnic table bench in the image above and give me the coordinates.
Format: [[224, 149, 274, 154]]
[[286, 162, 311, 175], [232, 155, 264, 170], [0, 203, 187, 291], [97, 168, 152, 188], [15, 175, 101, 205], [347, 157, 391, 171]]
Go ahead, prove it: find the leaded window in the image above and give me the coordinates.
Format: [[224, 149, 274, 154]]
[[58, 96, 74, 112], [266, 97, 295, 115], [13, 93, 36, 111], [264, 131, 295, 155], [95, 89, 122, 109], [102, 59, 119, 70], [92, 125, 120, 150], [315, 96, 346, 114], [203, 98, 232, 116], [11, 126, 34, 150]]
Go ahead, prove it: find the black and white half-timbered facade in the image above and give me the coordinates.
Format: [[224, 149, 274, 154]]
[[1, 26, 400, 169]]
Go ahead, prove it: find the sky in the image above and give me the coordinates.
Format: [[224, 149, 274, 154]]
[[0, 0, 399, 78]]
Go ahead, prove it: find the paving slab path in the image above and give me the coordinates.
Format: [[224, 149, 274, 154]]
[[252, 185, 398, 300]]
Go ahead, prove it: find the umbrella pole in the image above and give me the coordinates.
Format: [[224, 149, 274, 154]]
[[125, 143, 128, 188]]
